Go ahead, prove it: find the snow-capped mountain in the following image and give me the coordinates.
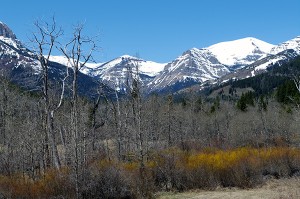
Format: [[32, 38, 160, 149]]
[[207, 37, 275, 69], [80, 55, 166, 91], [49, 55, 166, 92], [148, 48, 229, 93], [146, 37, 277, 93]]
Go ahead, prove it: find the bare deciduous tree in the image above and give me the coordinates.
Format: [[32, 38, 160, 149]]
[[32, 17, 65, 170], [60, 23, 96, 199]]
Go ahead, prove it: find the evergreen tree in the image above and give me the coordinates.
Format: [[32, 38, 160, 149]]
[[237, 93, 247, 111], [210, 96, 220, 113], [237, 91, 254, 111], [258, 96, 267, 111], [276, 80, 300, 104], [194, 96, 202, 112]]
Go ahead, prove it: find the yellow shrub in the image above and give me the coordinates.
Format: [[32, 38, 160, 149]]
[[186, 147, 300, 173], [122, 162, 139, 171]]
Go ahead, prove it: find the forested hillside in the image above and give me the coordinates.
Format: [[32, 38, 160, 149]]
[[223, 56, 300, 96]]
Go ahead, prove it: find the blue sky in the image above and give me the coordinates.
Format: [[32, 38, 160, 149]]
[[1, 0, 300, 63]]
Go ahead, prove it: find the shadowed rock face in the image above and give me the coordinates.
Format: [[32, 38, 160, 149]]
[[0, 22, 16, 39]]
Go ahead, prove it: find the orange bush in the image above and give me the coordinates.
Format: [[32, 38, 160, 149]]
[[0, 168, 73, 198]]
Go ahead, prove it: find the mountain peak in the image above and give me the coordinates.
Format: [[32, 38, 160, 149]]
[[120, 55, 137, 59], [0, 22, 16, 40], [183, 48, 198, 55], [190, 47, 199, 52], [238, 37, 262, 41], [207, 37, 275, 67], [183, 48, 210, 57]]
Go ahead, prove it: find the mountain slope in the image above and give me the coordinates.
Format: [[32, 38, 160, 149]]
[[248, 36, 300, 76], [220, 55, 300, 97], [148, 48, 229, 93]]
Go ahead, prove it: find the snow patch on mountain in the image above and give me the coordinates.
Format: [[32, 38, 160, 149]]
[[139, 60, 166, 76], [0, 36, 19, 48], [254, 57, 284, 71], [48, 55, 72, 67], [207, 37, 275, 67], [48, 55, 102, 69]]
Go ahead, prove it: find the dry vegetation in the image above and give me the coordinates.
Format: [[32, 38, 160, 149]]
[[156, 177, 300, 199], [1, 147, 300, 198]]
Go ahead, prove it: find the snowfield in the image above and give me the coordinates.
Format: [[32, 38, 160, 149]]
[[207, 37, 275, 66]]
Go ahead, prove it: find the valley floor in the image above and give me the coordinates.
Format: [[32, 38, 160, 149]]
[[156, 177, 300, 199]]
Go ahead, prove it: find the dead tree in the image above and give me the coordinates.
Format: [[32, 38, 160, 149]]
[[90, 87, 105, 152], [167, 95, 173, 147], [294, 77, 300, 109], [111, 85, 123, 161], [60, 23, 96, 199], [124, 58, 145, 167], [32, 17, 65, 170]]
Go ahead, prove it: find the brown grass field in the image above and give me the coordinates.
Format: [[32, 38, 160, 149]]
[[156, 177, 300, 199]]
